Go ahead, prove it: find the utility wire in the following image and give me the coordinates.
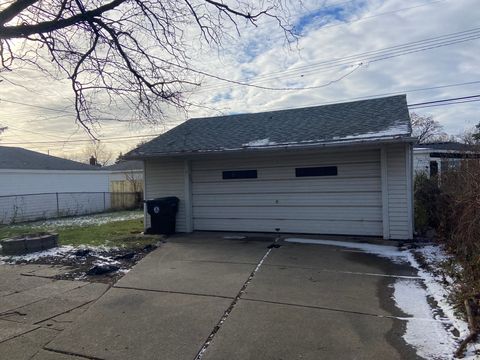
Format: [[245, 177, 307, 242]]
[[2, 94, 479, 147], [408, 94, 480, 107], [0, 134, 159, 145], [208, 25, 480, 87], [193, 28, 480, 92], [408, 99, 480, 109]]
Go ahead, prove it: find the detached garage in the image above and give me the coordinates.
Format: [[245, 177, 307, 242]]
[[127, 95, 414, 240]]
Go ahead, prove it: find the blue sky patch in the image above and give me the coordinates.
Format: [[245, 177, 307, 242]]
[[293, 2, 366, 35]]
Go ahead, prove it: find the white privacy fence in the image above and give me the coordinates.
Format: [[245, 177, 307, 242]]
[[0, 192, 142, 224]]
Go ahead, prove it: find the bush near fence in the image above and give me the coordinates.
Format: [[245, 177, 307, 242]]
[[0, 192, 142, 224], [414, 159, 480, 314]]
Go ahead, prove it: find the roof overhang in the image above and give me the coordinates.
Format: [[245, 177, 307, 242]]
[[126, 135, 416, 160]]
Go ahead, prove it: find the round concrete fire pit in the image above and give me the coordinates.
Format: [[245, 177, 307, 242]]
[[1, 233, 59, 255]]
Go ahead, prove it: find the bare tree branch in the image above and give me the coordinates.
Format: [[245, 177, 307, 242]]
[[411, 112, 446, 144], [0, 0, 295, 134]]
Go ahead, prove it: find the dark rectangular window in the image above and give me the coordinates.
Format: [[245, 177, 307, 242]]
[[222, 170, 257, 180], [429, 161, 438, 177], [295, 166, 337, 177]]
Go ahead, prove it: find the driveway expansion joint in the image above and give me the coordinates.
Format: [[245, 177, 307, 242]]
[[112, 285, 235, 300], [261, 263, 421, 279], [238, 297, 446, 323], [193, 236, 281, 360], [42, 347, 105, 360]]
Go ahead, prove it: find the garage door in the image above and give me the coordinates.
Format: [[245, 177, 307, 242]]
[[191, 150, 383, 236]]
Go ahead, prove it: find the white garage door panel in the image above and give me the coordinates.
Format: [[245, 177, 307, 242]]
[[192, 162, 380, 182], [193, 206, 382, 221], [191, 150, 380, 171], [194, 218, 383, 236], [191, 150, 382, 236], [193, 192, 382, 207], [193, 177, 381, 195]]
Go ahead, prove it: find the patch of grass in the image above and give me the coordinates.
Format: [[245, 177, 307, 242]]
[[0, 218, 157, 249]]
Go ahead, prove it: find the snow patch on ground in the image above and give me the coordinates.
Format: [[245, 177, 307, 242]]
[[393, 279, 457, 359], [0, 244, 119, 265], [284, 237, 479, 359], [0, 245, 76, 262], [8, 210, 143, 229]]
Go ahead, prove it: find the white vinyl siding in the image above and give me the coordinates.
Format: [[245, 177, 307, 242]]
[[191, 149, 383, 236], [0, 169, 110, 224], [386, 143, 412, 239], [143, 144, 413, 239], [144, 159, 186, 232], [0, 170, 109, 196]]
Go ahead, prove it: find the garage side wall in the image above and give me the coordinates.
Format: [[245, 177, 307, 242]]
[[385, 143, 413, 240], [144, 159, 186, 232]]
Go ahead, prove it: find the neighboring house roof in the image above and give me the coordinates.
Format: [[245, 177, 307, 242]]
[[0, 146, 99, 171], [104, 160, 143, 171], [414, 142, 479, 152], [126, 95, 412, 158]]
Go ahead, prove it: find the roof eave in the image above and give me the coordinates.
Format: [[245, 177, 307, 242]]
[[125, 134, 415, 160]]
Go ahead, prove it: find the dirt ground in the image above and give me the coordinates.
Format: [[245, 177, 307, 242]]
[[0, 238, 165, 284]]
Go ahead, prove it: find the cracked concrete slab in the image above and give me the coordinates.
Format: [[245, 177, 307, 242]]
[[38, 303, 92, 331], [0, 283, 109, 325], [0, 327, 58, 360], [201, 299, 419, 360], [20, 265, 73, 278], [266, 242, 417, 276], [115, 239, 269, 298], [148, 237, 270, 264], [46, 287, 232, 360], [0, 319, 38, 343], [116, 259, 256, 298], [0, 265, 53, 297], [0, 280, 88, 314], [1, 297, 91, 325], [242, 264, 402, 316], [32, 350, 86, 360]]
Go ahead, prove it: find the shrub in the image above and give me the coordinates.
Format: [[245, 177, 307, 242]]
[[414, 172, 441, 235], [436, 159, 480, 312]]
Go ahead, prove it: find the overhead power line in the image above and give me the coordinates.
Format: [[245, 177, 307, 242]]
[[2, 94, 479, 148], [408, 94, 480, 109], [0, 133, 160, 145], [212, 23, 479, 86], [192, 26, 480, 92]]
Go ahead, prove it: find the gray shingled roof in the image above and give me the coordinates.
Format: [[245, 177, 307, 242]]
[[127, 95, 412, 158], [104, 160, 143, 171], [415, 142, 480, 152], [0, 146, 100, 170]]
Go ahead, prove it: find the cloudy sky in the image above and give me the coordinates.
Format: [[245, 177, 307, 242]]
[[0, 0, 478, 162]]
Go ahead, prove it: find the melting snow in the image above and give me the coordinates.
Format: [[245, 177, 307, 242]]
[[331, 123, 410, 141], [242, 138, 278, 147], [8, 211, 143, 229], [284, 238, 406, 263], [0, 245, 76, 262], [240, 123, 409, 149], [393, 279, 457, 359], [285, 237, 478, 359]]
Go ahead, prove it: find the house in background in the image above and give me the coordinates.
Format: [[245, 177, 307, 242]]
[[413, 142, 480, 177], [0, 146, 110, 223], [126, 95, 415, 240]]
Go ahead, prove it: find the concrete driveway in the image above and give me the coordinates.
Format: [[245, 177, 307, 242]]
[[42, 233, 422, 360]]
